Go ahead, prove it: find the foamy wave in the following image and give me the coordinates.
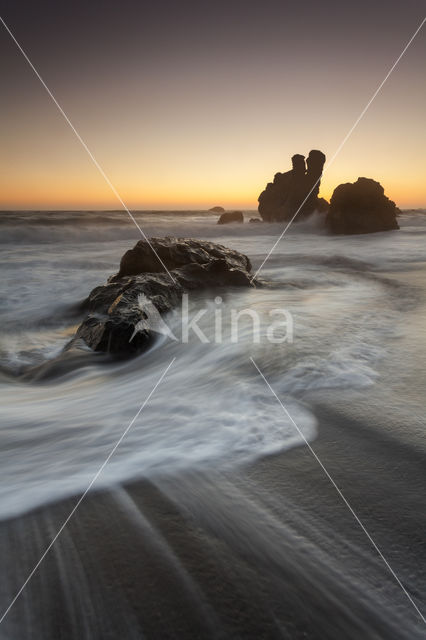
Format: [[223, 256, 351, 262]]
[[0, 345, 317, 519], [0, 208, 422, 518]]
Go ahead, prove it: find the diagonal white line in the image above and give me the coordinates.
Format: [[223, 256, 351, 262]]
[[0, 16, 177, 285], [250, 356, 426, 625], [251, 15, 426, 282], [0, 356, 176, 625]]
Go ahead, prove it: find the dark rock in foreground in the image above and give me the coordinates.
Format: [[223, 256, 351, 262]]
[[116, 236, 250, 277], [208, 206, 225, 213], [217, 211, 244, 225], [72, 238, 256, 354], [258, 150, 327, 222], [326, 177, 400, 234]]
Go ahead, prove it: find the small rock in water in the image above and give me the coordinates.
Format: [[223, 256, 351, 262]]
[[217, 211, 244, 225], [208, 206, 225, 213]]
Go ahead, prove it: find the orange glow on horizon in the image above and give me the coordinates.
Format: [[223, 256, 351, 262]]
[[1, 1, 425, 213], [1, 172, 424, 211]]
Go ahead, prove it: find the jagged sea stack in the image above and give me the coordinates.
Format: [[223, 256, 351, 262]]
[[258, 150, 328, 222]]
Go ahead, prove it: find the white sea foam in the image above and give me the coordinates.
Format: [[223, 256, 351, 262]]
[[0, 210, 423, 518]]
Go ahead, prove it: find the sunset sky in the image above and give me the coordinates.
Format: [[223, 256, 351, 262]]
[[1, 0, 425, 210]]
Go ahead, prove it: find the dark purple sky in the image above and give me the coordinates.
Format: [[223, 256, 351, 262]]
[[1, 0, 425, 207]]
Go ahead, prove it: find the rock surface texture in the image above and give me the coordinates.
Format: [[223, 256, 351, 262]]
[[258, 150, 327, 222], [217, 211, 244, 225], [72, 238, 256, 354], [326, 177, 400, 234]]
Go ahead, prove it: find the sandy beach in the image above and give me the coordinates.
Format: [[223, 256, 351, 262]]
[[1, 383, 424, 639]]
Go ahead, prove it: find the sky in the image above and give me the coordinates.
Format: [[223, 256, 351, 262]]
[[0, 0, 425, 210]]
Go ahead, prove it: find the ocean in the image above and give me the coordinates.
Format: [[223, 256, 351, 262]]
[[0, 209, 425, 638]]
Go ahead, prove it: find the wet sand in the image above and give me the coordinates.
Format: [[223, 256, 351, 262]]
[[0, 393, 424, 639]]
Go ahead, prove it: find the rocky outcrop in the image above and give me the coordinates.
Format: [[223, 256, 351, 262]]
[[116, 237, 250, 277], [71, 238, 256, 355], [326, 177, 400, 234], [316, 198, 330, 213], [217, 211, 244, 225], [208, 206, 225, 213], [258, 150, 327, 222]]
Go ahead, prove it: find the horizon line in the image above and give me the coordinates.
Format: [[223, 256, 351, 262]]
[[1, 206, 426, 213]]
